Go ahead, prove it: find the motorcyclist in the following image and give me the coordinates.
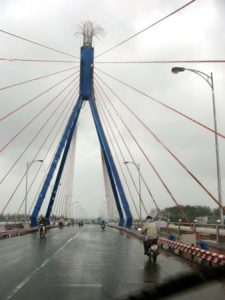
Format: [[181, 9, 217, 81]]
[[141, 216, 159, 254], [39, 215, 47, 234], [100, 219, 106, 228]]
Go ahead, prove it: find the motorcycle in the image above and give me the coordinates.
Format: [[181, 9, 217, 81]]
[[101, 223, 105, 230], [145, 238, 159, 263], [78, 220, 84, 227], [39, 224, 46, 239]]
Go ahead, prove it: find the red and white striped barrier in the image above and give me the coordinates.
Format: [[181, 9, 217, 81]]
[[109, 225, 225, 267], [162, 239, 225, 266], [158, 237, 225, 266]]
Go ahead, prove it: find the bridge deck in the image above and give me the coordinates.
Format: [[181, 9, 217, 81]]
[[0, 225, 224, 300]]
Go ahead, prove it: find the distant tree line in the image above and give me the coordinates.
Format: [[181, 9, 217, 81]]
[[0, 207, 221, 224], [162, 205, 221, 223], [0, 213, 64, 223]]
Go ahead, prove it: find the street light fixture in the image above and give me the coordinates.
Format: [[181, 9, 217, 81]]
[[171, 66, 223, 225], [25, 159, 43, 225], [124, 161, 142, 224], [171, 67, 185, 74]]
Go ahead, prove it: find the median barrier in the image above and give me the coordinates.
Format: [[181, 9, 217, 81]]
[[0, 225, 58, 240]]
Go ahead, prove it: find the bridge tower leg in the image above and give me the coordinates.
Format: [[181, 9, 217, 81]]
[[31, 24, 133, 228], [30, 96, 83, 227]]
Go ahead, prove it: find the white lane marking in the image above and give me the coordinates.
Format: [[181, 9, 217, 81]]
[[59, 284, 102, 288], [6, 231, 80, 300]]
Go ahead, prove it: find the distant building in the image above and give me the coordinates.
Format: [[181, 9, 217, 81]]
[[196, 216, 208, 224], [149, 209, 158, 218]]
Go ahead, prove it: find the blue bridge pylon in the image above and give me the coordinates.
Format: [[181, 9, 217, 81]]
[[30, 28, 133, 228]]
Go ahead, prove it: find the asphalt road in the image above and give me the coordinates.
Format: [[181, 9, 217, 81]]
[[0, 225, 224, 300]]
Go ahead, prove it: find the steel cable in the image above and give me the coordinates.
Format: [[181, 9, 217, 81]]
[[96, 0, 197, 58], [95, 68, 225, 140], [0, 29, 79, 59]]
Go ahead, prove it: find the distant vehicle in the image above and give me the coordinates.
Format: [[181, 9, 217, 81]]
[[58, 219, 64, 228], [100, 220, 106, 230], [78, 220, 84, 227]]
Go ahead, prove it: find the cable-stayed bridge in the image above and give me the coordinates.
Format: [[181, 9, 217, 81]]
[[0, 1, 225, 299]]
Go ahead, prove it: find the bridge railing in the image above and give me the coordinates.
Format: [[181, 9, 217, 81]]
[[165, 222, 225, 249], [130, 221, 225, 250], [108, 224, 225, 267]]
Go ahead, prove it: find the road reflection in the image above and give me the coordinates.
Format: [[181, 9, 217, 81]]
[[142, 260, 160, 284]]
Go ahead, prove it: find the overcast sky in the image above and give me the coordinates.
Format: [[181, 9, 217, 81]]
[[0, 0, 225, 221]]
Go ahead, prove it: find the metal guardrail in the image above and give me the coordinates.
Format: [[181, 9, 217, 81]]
[[130, 221, 225, 250], [168, 222, 225, 235], [165, 222, 225, 249]]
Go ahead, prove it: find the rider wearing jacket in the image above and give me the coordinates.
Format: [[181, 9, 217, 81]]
[[39, 216, 47, 233], [141, 216, 159, 254]]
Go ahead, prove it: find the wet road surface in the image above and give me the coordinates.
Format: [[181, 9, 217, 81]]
[[0, 225, 224, 300]]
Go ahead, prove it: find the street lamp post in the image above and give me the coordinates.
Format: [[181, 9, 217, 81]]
[[124, 161, 142, 225], [172, 67, 223, 224], [100, 201, 107, 219], [65, 194, 73, 219], [178, 219, 182, 238], [25, 160, 43, 226], [69, 200, 79, 220]]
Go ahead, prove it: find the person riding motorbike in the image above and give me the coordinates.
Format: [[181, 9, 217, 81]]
[[141, 216, 159, 254], [100, 219, 106, 229], [39, 215, 47, 234]]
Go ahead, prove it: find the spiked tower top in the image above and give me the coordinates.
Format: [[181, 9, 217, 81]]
[[76, 20, 103, 47]]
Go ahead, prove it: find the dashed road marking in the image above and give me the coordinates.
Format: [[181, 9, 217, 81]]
[[6, 231, 80, 300]]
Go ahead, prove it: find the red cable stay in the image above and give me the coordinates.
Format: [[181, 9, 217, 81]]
[[96, 73, 225, 213], [95, 84, 148, 215], [4, 89, 78, 217], [0, 81, 79, 186], [0, 29, 79, 59], [0, 66, 78, 92], [0, 70, 79, 123], [96, 97, 140, 216], [0, 74, 78, 153], [95, 79, 162, 215], [95, 59, 225, 64], [97, 101, 143, 215], [28, 128, 73, 220], [28, 95, 77, 217], [93, 78, 203, 236], [17, 89, 78, 223], [96, 0, 197, 58], [0, 57, 78, 63], [95, 68, 225, 140]]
